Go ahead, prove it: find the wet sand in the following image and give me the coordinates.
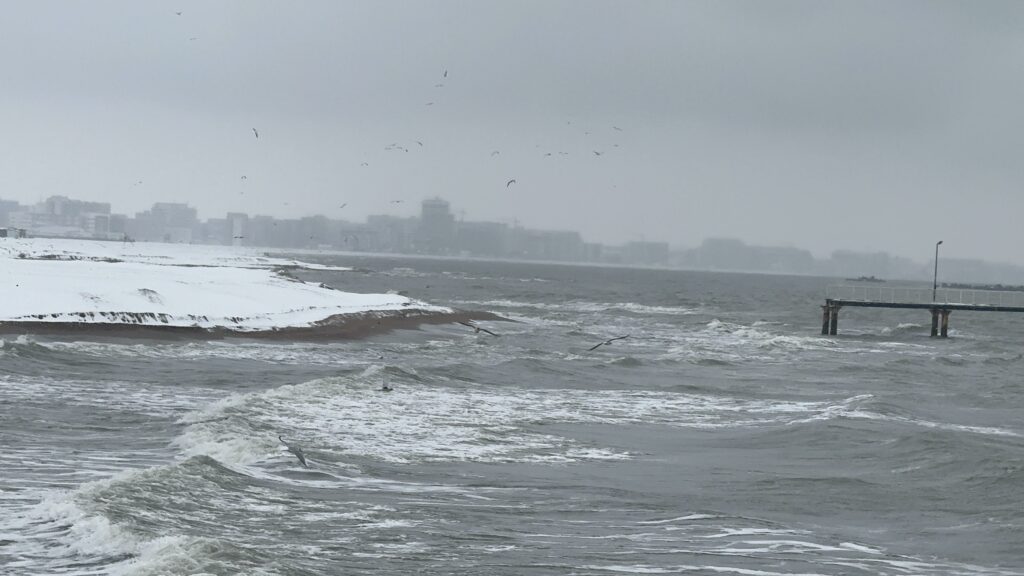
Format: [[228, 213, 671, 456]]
[[0, 308, 506, 342]]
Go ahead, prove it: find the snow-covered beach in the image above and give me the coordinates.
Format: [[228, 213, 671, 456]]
[[0, 238, 480, 337]]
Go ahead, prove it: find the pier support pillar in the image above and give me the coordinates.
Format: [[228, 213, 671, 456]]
[[930, 309, 940, 337], [829, 305, 839, 335], [940, 310, 950, 338], [821, 305, 830, 335]]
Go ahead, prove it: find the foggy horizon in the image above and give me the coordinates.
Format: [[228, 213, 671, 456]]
[[3, 2, 1023, 264], [12, 191, 1024, 273]]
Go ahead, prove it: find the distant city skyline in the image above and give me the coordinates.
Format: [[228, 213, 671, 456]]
[[5, 192, 1024, 285]]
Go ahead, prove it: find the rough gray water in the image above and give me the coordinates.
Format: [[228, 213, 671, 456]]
[[2, 256, 1022, 575]]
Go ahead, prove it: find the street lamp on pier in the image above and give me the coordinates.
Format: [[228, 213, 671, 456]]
[[933, 240, 943, 302]]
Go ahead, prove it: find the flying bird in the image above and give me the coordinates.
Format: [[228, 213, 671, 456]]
[[339, 203, 347, 209], [252, 128, 259, 139], [240, 175, 247, 180], [491, 150, 500, 156], [458, 321, 499, 337], [443, 69, 448, 78], [506, 179, 516, 187], [587, 335, 630, 351], [360, 162, 369, 166], [593, 150, 603, 156], [613, 126, 623, 131], [175, 11, 182, 16], [391, 200, 404, 204], [278, 435, 308, 468]]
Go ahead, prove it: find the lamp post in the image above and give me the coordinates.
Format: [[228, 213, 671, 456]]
[[933, 240, 943, 302]]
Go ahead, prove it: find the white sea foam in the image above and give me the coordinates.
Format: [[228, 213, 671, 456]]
[[39, 339, 364, 365], [580, 565, 828, 575], [452, 298, 703, 317], [182, 374, 883, 467], [635, 514, 720, 525], [787, 394, 1022, 438], [0, 474, 208, 576], [0, 373, 219, 418]]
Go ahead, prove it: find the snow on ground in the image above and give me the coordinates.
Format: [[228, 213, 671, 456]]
[[0, 238, 449, 331], [0, 237, 350, 271]]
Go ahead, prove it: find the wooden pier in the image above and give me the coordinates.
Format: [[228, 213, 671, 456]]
[[822, 285, 1024, 337]]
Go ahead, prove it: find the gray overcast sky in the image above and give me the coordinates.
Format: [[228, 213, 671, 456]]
[[2, 1, 1023, 263]]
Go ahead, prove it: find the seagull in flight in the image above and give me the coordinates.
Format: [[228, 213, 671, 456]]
[[278, 435, 308, 468], [443, 69, 448, 78], [506, 179, 516, 187], [240, 175, 247, 180], [458, 321, 498, 337], [587, 335, 629, 351], [175, 11, 182, 16], [252, 128, 259, 139], [339, 203, 347, 209], [593, 150, 603, 156]]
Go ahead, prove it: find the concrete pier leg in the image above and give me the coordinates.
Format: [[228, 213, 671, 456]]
[[821, 305, 830, 335], [941, 310, 950, 338], [930, 309, 939, 337], [829, 306, 839, 335]]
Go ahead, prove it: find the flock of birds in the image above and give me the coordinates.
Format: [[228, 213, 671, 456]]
[[276, 323, 629, 469], [132, 10, 629, 219], [158, 53, 624, 212], [134, 12, 629, 219]]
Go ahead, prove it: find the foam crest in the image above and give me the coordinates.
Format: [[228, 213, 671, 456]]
[[453, 298, 703, 316], [224, 375, 880, 465], [0, 478, 203, 576], [42, 339, 364, 366], [788, 395, 1022, 438], [659, 319, 844, 365]]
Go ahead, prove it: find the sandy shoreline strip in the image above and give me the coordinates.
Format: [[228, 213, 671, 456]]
[[0, 308, 506, 341]]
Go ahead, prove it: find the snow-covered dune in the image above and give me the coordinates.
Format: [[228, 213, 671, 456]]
[[0, 238, 449, 332]]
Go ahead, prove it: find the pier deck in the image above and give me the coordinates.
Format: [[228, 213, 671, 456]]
[[822, 285, 1024, 337]]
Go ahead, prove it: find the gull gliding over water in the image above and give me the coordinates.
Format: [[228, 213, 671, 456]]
[[278, 435, 308, 468], [458, 321, 499, 337], [587, 335, 629, 351]]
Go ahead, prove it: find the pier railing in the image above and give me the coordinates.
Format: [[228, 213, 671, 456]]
[[826, 285, 1024, 308]]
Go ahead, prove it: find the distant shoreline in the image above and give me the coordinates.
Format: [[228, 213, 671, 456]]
[[0, 308, 505, 341]]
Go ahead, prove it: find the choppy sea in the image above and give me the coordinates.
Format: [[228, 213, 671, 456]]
[[2, 256, 1022, 575]]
